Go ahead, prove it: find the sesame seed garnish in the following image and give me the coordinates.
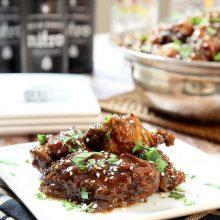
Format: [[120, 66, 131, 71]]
[[92, 203, 97, 208], [86, 138, 90, 142], [130, 166, 134, 170], [161, 172, 165, 176], [65, 167, 72, 172], [96, 173, 100, 178], [57, 149, 61, 154], [103, 170, 106, 174], [91, 180, 95, 183], [104, 177, 108, 182], [171, 175, 175, 178], [113, 166, 118, 172], [69, 171, 73, 176], [109, 176, 114, 179], [111, 172, 114, 175]]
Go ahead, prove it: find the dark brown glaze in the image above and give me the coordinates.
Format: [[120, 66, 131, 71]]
[[40, 150, 160, 212], [84, 113, 175, 155], [31, 113, 185, 213], [30, 128, 86, 173]]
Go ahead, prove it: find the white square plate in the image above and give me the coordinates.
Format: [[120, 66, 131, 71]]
[[0, 139, 219, 220]]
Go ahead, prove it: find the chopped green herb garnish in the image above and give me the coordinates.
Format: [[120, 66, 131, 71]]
[[35, 191, 47, 200], [0, 160, 18, 166], [146, 147, 160, 161], [97, 159, 105, 167], [171, 40, 183, 51], [81, 187, 89, 200], [10, 172, 16, 177], [104, 115, 112, 123], [25, 159, 31, 164], [214, 52, 220, 62], [190, 17, 209, 25], [175, 187, 185, 192], [168, 191, 185, 200], [155, 158, 168, 173], [107, 154, 118, 164], [204, 183, 220, 190], [61, 200, 94, 212], [139, 34, 148, 42], [180, 46, 193, 59], [132, 140, 145, 153], [106, 131, 111, 141], [145, 147, 167, 173], [141, 44, 151, 53], [207, 27, 216, 35], [190, 175, 196, 179], [62, 200, 77, 211], [60, 134, 82, 152], [72, 151, 102, 170], [37, 134, 47, 145], [183, 199, 196, 206], [87, 159, 96, 167]]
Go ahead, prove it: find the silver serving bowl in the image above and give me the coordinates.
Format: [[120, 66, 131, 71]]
[[124, 48, 220, 121]]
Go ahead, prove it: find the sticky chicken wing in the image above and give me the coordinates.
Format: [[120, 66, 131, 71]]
[[84, 114, 175, 155], [40, 150, 160, 212], [31, 128, 86, 172]]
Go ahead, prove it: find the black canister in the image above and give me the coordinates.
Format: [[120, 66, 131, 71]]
[[0, 0, 21, 73], [67, 0, 94, 73], [21, 0, 67, 73]]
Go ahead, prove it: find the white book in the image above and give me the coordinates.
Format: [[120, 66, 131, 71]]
[[0, 74, 101, 133]]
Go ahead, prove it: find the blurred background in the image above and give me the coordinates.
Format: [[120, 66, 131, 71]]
[[0, 0, 220, 150]]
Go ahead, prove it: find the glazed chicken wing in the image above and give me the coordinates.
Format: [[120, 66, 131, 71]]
[[84, 114, 175, 155], [31, 128, 86, 172], [40, 150, 160, 212]]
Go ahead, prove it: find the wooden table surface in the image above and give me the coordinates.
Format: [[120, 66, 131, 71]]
[[0, 34, 219, 160]]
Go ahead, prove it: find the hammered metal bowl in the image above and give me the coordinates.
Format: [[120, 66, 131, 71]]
[[124, 49, 220, 121]]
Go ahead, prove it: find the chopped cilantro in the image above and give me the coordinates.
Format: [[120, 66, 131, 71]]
[[183, 199, 196, 206], [107, 154, 118, 164], [61, 200, 94, 212], [132, 141, 145, 153], [146, 147, 160, 161], [87, 159, 96, 167], [204, 183, 220, 190], [155, 158, 168, 173], [0, 160, 18, 166], [10, 172, 16, 177], [81, 187, 89, 200], [190, 175, 196, 179], [72, 151, 102, 170], [207, 27, 216, 35], [60, 134, 82, 153], [25, 159, 31, 164], [171, 40, 183, 51], [106, 131, 111, 141], [180, 46, 193, 59], [62, 200, 77, 211], [35, 191, 47, 200], [97, 159, 105, 167], [139, 34, 148, 42], [104, 115, 112, 123], [214, 52, 220, 62], [190, 17, 209, 25], [145, 147, 167, 173], [168, 191, 185, 200], [141, 44, 151, 53], [37, 134, 47, 145], [175, 187, 185, 192]]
